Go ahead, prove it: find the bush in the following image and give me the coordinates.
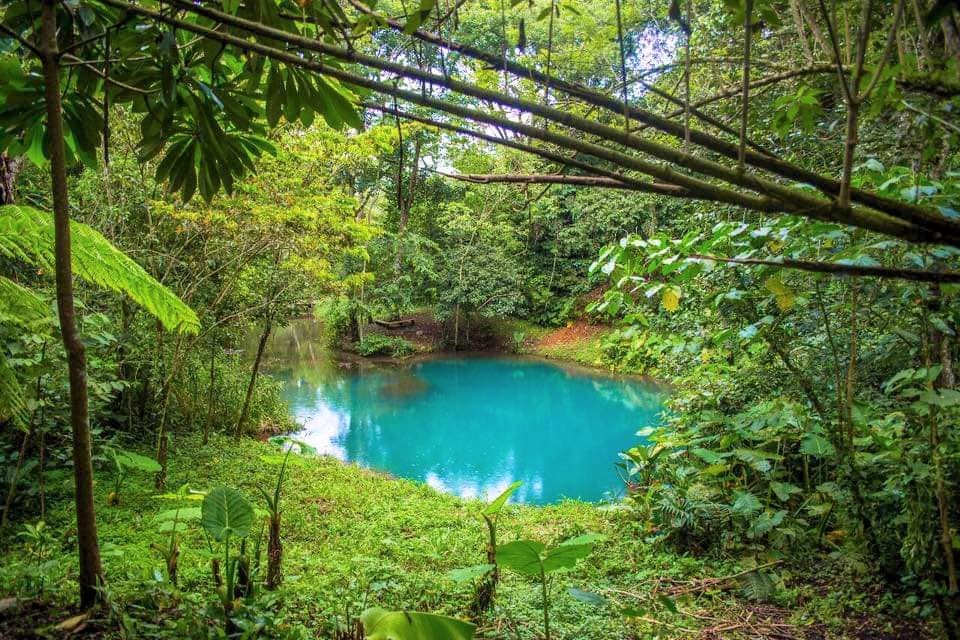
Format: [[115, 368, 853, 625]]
[[169, 350, 295, 438], [355, 334, 414, 357], [315, 297, 355, 347]]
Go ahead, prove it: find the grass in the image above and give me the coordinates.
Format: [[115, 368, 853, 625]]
[[0, 433, 707, 638], [0, 432, 923, 639], [491, 318, 611, 369]]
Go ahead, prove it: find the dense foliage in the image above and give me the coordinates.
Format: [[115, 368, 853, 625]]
[[1, 0, 959, 636]]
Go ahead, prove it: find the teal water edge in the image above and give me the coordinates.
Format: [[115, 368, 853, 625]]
[[272, 350, 665, 505]]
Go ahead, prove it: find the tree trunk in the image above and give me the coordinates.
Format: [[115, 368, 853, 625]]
[[236, 321, 272, 436], [39, 0, 105, 608], [203, 340, 216, 445], [266, 513, 282, 589], [0, 152, 21, 204]]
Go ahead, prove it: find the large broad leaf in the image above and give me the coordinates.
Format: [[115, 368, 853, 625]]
[[201, 486, 254, 542], [481, 480, 522, 517], [360, 608, 475, 640], [495, 540, 544, 576], [0, 205, 199, 334], [446, 564, 495, 583], [154, 507, 203, 523], [113, 449, 162, 473], [799, 434, 835, 458], [541, 534, 605, 573]]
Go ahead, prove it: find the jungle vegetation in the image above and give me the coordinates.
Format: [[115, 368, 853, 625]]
[[0, 0, 959, 636]]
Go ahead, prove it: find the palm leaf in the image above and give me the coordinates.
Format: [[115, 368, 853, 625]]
[[0, 205, 199, 333]]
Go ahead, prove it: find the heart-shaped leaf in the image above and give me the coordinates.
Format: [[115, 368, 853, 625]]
[[201, 486, 254, 542]]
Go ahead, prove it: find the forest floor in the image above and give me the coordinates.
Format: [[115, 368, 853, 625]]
[[0, 434, 933, 639]]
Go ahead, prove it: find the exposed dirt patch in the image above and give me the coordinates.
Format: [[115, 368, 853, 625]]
[[362, 310, 444, 351], [534, 320, 606, 350]]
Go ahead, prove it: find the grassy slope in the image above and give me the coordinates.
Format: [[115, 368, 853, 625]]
[[489, 318, 610, 368], [1, 432, 917, 639]]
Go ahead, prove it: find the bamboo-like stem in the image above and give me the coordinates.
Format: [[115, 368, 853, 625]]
[[739, 0, 753, 169], [102, 0, 956, 245]]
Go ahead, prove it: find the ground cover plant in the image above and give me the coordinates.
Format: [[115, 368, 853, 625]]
[[1, 0, 959, 636]]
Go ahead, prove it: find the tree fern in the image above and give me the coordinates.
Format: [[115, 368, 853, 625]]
[[0, 276, 50, 330], [0, 205, 200, 427], [0, 354, 28, 429], [0, 205, 200, 333]]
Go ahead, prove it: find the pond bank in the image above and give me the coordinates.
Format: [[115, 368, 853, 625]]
[[339, 311, 617, 373], [0, 433, 932, 639]]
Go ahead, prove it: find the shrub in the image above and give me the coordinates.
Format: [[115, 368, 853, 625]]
[[355, 334, 414, 357]]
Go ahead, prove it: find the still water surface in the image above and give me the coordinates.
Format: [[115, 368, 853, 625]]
[[269, 326, 665, 504]]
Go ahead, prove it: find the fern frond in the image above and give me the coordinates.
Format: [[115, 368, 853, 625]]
[[0, 276, 52, 330], [0, 354, 29, 430], [0, 205, 199, 334]]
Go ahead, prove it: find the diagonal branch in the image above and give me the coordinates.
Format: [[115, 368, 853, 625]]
[[148, 0, 956, 244], [436, 172, 689, 194], [687, 254, 960, 283], [341, 0, 952, 232], [98, 0, 953, 246]]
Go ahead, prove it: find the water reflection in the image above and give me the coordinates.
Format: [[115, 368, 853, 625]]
[[269, 325, 665, 504]]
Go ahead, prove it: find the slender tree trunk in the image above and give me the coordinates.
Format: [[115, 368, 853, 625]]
[[236, 321, 272, 437], [0, 429, 30, 531], [839, 100, 860, 208], [0, 152, 21, 204], [930, 286, 959, 599], [266, 513, 282, 589], [155, 336, 184, 491], [39, 0, 105, 607], [203, 340, 216, 445]]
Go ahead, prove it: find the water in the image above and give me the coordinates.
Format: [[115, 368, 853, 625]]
[[268, 327, 665, 504]]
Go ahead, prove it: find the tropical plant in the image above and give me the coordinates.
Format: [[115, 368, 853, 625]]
[[448, 480, 522, 617], [16, 520, 56, 596], [106, 448, 162, 506], [259, 437, 315, 590], [152, 484, 204, 586], [495, 533, 606, 640], [201, 486, 256, 632], [360, 608, 475, 640]]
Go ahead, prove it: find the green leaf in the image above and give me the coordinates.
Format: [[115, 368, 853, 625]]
[[0, 355, 29, 429], [541, 534, 604, 573], [201, 486, 254, 542], [568, 588, 608, 606], [482, 480, 522, 516], [919, 388, 960, 408], [113, 449, 162, 473], [0, 205, 200, 334], [0, 276, 50, 329], [799, 434, 835, 458], [691, 447, 724, 464], [495, 540, 544, 576], [770, 481, 801, 502], [360, 608, 475, 640], [446, 564, 495, 583], [154, 507, 203, 523], [731, 490, 762, 515]]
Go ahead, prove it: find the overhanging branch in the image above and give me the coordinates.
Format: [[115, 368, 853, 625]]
[[688, 254, 960, 284]]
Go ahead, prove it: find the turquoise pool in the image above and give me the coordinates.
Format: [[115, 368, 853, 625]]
[[274, 355, 665, 504]]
